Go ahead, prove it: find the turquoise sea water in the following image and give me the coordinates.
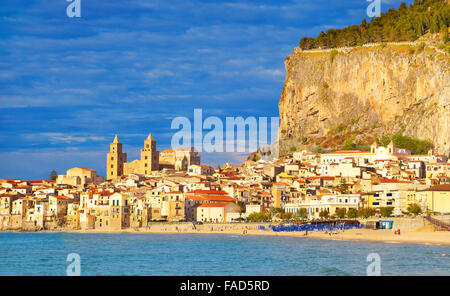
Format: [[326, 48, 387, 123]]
[[0, 233, 448, 276]]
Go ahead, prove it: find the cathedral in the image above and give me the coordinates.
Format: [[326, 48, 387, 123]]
[[106, 133, 159, 180], [106, 133, 201, 180]]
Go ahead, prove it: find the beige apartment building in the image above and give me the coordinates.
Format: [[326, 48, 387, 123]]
[[195, 202, 241, 223]]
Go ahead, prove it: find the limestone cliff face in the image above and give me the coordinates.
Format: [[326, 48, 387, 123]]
[[277, 44, 450, 155]]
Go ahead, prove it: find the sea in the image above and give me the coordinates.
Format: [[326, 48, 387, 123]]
[[0, 233, 448, 276]]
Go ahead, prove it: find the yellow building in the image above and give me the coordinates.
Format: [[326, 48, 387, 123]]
[[106, 135, 127, 180], [166, 191, 185, 222], [57, 167, 104, 186], [272, 182, 288, 209], [107, 133, 159, 179], [421, 184, 450, 213], [109, 193, 131, 230]]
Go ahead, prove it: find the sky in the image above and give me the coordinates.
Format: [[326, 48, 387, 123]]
[[0, 0, 414, 180]]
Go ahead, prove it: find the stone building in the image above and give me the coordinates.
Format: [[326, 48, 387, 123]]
[[159, 147, 200, 171], [106, 133, 159, 179], [106, 135, 127, 180], [57, 167, 104, 186]]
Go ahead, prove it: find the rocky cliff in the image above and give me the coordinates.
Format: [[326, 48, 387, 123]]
[[277, 43, 450, 156]]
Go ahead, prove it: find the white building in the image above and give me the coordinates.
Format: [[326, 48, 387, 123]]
[[188, 165, 215, 176], [195, 202, 241, 223], [285, 194, 360, 219]]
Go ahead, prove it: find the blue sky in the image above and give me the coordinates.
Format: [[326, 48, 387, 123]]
[[0, 0, 413, 180]]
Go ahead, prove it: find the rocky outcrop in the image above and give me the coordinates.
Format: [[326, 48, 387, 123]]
[[277, 43, 450, 155]]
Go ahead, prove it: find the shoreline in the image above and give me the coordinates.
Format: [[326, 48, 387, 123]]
[[2, 227, 450, 246]]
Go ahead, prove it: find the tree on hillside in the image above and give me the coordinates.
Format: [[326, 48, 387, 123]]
[[49, 170, 58, 181], [342, 137, 356, 150], [299, 0, 450, 50], [338, 179, 349, 194], [441, 24, 449, 43]]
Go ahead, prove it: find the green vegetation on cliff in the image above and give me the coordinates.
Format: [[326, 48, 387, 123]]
[[300, 0, 449, 50], [376, 133, 433, 154]]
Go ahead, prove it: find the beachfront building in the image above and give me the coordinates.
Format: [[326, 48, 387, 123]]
[[418, 184, 450, 214], [195, 202, 241, 223], [48, 195, 71, 219], [184, 190, 237, 221], [364, 191, 409, 216], [166, 191, 185, 222], [284, 194, 360, 219], [109, 193, 131, 230]]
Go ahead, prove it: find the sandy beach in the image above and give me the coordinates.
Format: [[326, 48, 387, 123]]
[[12, 222, 449, 246]]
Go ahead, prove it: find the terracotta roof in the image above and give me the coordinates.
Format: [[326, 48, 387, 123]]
[[378, 178, 412, 184], [307, 176, 335, 180], [186, 195, 237, 202], [186, 189, 228, 195], [198, 202, 232, 208], [323, 150, 366, 154], [427, 184, 450, 191], [160, 149, 175, 153], [50, 195, 72, 200]]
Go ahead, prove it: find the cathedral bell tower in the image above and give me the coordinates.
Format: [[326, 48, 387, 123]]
[[107, 135, 127, 180], [140, 133, 159, 174]]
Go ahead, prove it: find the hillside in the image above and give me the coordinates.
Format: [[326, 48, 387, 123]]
[[276, 41, 449, 156], [300, 0, 449, 50]]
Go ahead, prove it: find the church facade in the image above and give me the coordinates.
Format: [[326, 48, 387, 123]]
[[106, 133, 159, 180]]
